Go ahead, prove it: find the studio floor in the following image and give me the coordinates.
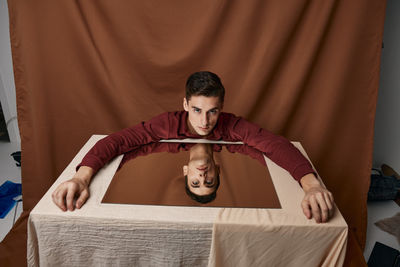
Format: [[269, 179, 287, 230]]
[[0, 140, 399, 263], [0, 140, 22, 242]]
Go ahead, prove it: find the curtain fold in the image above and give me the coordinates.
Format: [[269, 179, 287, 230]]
[[5, 0, 386, 264]]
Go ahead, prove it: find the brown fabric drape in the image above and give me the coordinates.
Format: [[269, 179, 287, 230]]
[[2, 0, 386, 266]]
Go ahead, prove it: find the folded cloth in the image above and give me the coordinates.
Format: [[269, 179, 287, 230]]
[[368, 173, 400, 201], [375, 212, 400, 245], [0, 180, 22, 198], [0, 181, 22, 219], [0, 197, 18, 219]]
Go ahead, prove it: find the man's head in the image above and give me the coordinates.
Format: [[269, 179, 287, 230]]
[[183, 162, 220, 196], [185, 71, 225, 103], [184, 71, 225, 136], [183, 143, 220, 203], [185, 175, 220, 204]]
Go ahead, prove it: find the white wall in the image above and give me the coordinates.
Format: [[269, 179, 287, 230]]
[[373, 0, 400, 172], [0, 0, 20, 143]]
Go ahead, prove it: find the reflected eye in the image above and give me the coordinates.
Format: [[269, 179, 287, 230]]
[[192, 180, 199, 186], [205, 180, 213, 185]]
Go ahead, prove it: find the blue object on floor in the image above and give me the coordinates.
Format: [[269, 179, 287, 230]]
[[0, 181, 22, 219]]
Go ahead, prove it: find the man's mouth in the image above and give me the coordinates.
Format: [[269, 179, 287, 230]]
[[197, 165, 208, 171], [199, 126, 209, 131]]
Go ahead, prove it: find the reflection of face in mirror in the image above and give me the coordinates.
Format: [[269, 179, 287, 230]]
[[183, 143, 220, 203]]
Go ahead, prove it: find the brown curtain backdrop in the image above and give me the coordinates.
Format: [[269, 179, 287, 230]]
[[2, 0, 386, 266]]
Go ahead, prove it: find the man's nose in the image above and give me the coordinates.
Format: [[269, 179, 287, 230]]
[[199, 171, 207, 177], [201, 114, 209, 126]]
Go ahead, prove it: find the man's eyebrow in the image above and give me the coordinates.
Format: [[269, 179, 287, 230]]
[[192, 106, 219, 112]]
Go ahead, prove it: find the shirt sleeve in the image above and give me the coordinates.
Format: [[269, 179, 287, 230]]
[[224, 114, 315, 181], [225, 144, 267, 166], [77, 112, 171, 173]]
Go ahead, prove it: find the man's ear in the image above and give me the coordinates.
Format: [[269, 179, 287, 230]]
[[183, 165, 188, 176], [183, 98, 189, 111]]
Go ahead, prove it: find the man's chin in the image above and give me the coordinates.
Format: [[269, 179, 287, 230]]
[[196, 127, 212, 136], [196, 130, 211, 136]]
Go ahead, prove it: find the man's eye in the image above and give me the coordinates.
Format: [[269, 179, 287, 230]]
[[193, 108, 201, 113], [209, 110, 218, 114]]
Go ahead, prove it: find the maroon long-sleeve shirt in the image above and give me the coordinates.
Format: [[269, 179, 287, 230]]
[[78, 111, 314, 181]]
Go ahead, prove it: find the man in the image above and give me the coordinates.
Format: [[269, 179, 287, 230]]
[[52, 71, 334, 223]]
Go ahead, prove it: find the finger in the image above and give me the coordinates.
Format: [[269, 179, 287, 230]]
[[53, 187, 67, 211], [301, 199, 312, 219], [324, 192, 333, 210], [309, 195, 321, 223], [324, 192, 334, 218], [315, 193, 329, 223], [326, 192, 335, 218], [328, 192, 334, 204], [66, 185, 77, 211], [76, 190, 89, 209]]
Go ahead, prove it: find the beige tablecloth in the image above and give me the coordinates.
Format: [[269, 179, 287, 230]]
[[27, 135, 347, 267]]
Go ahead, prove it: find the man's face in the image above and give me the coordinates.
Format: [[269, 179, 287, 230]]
[[183, 157, 219, 196], [183, 95, 223, 136]]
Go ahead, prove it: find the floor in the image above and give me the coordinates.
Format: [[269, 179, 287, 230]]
[[0, 140, 22, 242], [0, 141, 399, 262], [364, 200, 400, 260]]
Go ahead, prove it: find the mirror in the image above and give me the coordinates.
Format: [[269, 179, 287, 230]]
[[102, 142, 281, 208]]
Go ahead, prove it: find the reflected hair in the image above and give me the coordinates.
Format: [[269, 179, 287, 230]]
[[185, 175, 220, 204], [185, 71, 225, 103]]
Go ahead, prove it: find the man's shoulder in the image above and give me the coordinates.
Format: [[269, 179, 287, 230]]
[[218, 112, 244, 123], [148, 110, 185, 121], [217, 112, 260, 132], [220, 111, 239, 118]]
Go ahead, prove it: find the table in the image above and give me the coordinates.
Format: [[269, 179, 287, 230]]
[[27, 135, 348, 267]]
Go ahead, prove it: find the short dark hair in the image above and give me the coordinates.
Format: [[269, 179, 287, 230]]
[[185, 71, 225, 103], [184, 175, 220, 204]]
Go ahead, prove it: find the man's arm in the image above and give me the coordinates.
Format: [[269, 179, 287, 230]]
[[51, 112, 172, 211], [77, 112, 171, 174], [300, 173, 334, 223], [222, 113, 315, 181], [221, 113, 335, 223]]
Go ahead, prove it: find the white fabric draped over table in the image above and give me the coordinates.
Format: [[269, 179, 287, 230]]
[[27, 135, 347, 267]]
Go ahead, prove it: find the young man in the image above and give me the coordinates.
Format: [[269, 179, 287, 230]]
[[52, 71, 334, 223]]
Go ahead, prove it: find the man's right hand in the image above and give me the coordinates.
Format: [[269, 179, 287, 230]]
[[51, 166, 93, 211]]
